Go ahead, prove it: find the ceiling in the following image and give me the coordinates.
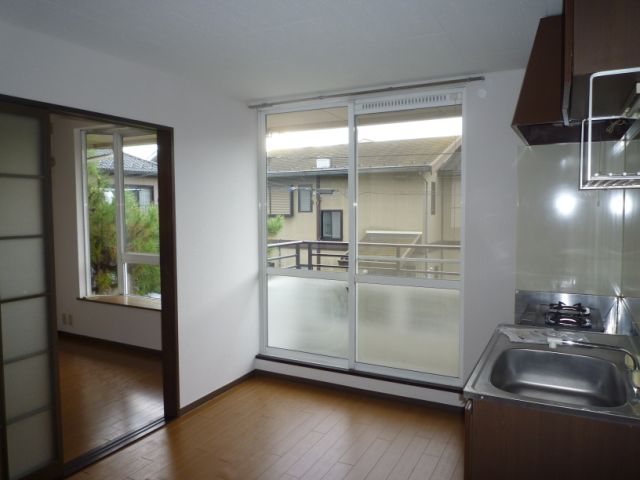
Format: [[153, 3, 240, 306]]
[[0, 0, 562, 102]]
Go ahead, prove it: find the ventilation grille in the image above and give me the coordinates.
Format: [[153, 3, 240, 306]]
[[356, 91, 462, 114]]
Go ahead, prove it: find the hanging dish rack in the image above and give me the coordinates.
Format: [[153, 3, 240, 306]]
[[580, 67, 640, 189]]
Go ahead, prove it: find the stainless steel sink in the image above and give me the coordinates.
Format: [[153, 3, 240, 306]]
[[490, 348, 628, 407], [463, 325, 640, 423]]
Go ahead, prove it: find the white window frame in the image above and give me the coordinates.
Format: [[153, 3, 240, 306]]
[[79, 128, 160, 298], [258, 88, 466, 387]]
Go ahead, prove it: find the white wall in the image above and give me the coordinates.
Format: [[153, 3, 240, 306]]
[[50, 114, 162, 350], [0, 18, 523, 407], [462, 69, 523, 380], [0, 19, 259, 407]]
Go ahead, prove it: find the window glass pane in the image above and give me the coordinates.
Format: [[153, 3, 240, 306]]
[[265, 107, 348, 273], [357, 283, 459, 376], [298, 185, 312, 212], [356, 106, 462, 280], [86, 133, 118, 295], [0, 177, 43, 237], [123, 136, 159, 255], [0, 112, 41, 176], [126, 263, 161, 299], [0, 238, 46, 300], [268, 275, 348, 358]]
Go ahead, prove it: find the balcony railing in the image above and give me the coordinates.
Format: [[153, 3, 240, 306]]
[[268, 240, 348, 271], [267, 240, 461, 279]]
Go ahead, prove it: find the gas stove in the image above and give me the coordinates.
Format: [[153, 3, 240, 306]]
[[545, 302, 593, 328], [518, 301, 605, 332]]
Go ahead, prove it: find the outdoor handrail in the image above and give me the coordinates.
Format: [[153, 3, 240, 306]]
[[357, 255, 460, 264], [358, 241, 460, 249], [268, 240, 348, 248], [269, 240, 459, 249], [267, 239, 461, 276]]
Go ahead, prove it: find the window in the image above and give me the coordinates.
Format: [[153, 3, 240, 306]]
[[267, 184, 293, 216], [298, 184, 313, 212], [321, 210, 342, 240], [260, 90, 463, 384], [126, 185, 154, 209], [82, 129, 160, 299]]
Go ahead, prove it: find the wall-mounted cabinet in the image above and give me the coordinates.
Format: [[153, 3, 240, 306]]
[[513, 0, 640, 145]]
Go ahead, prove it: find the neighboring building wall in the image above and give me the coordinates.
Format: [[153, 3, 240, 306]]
[[124, 175, 158, 204], [358, 172, 428, 240], [438, 175, 462, 243], [275, 172, 461, 247]]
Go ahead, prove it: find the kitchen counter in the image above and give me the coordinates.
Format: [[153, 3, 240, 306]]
[[464, 324, 640, 424]]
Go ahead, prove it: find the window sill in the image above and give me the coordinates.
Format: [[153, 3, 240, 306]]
[[79, 295, 161, 312]]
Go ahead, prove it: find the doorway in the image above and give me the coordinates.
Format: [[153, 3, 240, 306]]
[[0, 96, 178, 479]]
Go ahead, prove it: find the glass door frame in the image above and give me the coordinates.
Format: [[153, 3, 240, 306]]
[[258, 87, 466, 387], [0, 101, 63, 480]]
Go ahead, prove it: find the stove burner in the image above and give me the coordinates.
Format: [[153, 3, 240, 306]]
[[545, 302, 592, 328]]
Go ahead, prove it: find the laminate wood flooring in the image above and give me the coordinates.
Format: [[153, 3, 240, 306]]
[[58, 334, 164, 462], [70, 375, 463, 480]]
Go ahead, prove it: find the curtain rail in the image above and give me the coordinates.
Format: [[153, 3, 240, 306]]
[[249, 75, 485, 109]]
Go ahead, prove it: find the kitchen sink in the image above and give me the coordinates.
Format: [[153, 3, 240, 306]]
[[490, 348, 628, 408]]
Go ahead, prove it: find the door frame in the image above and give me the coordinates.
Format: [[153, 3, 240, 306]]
[[0, 93, 180, 474]]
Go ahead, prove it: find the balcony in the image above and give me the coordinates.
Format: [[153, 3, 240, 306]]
[[267, 240, 461, 280]]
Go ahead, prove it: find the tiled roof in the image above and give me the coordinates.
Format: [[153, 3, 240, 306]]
[[267, 137, 460, 175], [89, 149, 157, 177]]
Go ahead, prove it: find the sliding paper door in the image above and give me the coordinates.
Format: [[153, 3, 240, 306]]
[[0, 104, 61, 479]]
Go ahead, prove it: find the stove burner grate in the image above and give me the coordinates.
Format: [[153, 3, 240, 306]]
[[545, 302, 592, 328]]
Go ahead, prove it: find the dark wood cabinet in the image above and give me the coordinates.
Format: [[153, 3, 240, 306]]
[[513, 0, 640, 144], [465, 398, 640, 480], [511, 16, 584, 145], [569, 0, 640, 121]]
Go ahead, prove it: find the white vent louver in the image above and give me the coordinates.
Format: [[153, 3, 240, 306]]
[[355, 91, 462, 114]]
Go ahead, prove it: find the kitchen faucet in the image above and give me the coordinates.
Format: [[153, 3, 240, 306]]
[[547, 336, 640, 372]]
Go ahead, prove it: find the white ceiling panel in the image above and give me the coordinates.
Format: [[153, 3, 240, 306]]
[[0, 0, 563, 101]]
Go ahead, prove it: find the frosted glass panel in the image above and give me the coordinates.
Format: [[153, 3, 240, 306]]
[[268, 276, 348, 358], [517, 144, 623, 295], [357, 284, 459, 376], [7, 410, 53, 479], [0, 177, 43, 237], [0, 238, 46, 299], [0, 112, 41, 176], [1, 297, 48, 361], [4, 354, 50, 420]]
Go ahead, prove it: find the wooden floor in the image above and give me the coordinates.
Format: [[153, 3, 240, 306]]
[[71, 375, 464, 480], [58, 334, 164, 461]]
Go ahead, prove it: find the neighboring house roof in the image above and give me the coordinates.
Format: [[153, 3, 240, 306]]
[[267, 136, 461, 177], [89, 149, 158, 177]]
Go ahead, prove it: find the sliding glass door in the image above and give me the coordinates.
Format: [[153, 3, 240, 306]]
[[0, 104, 62, 479], [354, 101, 463, 379], [263, 107, 350, 366], [261, 90, 464, 384]]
